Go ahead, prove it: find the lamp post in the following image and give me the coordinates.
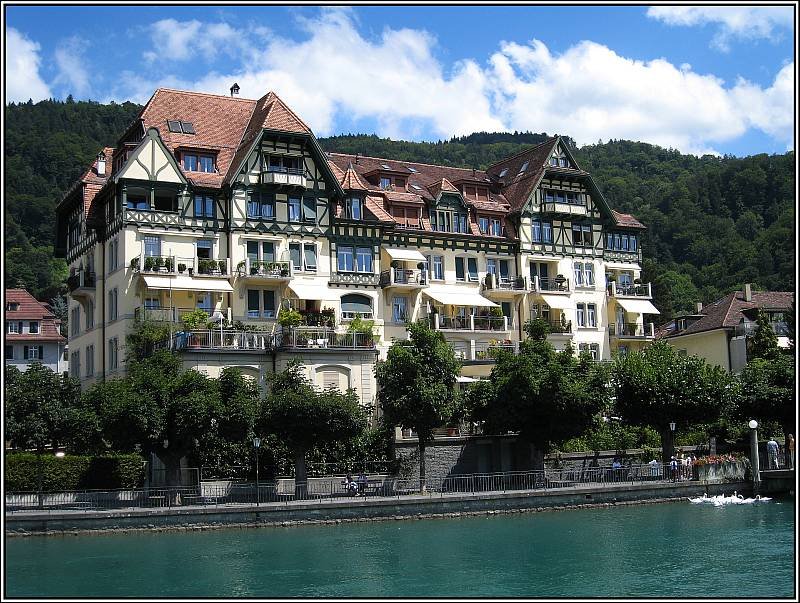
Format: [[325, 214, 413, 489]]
[[253, 437, 261, 506], [748, 420, 760, 495]]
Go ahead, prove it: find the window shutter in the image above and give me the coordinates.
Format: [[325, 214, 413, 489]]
[[341, 294, 372, 314], [23, 346, 29, 359], [499, 260, 509, 279], [304, 245, 317, 270], [38, 346, 44, 359], [323, 371, 339, 390], [303, 198, 316, 222], [467, 258, 478, 280]]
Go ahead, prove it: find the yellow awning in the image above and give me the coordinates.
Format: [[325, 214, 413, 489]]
[[287, 281, 328, 300], [142, 275, 233, 292], [385, 248, 427, 263], [539, 294, 575, 310], [424, 287, 499, 308], [617, 298, 661, 315]]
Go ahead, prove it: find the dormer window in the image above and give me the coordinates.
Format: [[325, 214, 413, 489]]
[[266, 155, 302, 175], [380, 177, 392, 190], [345, 197, 362, 220], [6, 302, 19, 311], [183, 153, 215, 173]]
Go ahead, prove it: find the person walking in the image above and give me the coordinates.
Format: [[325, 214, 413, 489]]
[[788, 434, 795, 469], [669, 456, 678, 482], [767, 437, 780, 469]]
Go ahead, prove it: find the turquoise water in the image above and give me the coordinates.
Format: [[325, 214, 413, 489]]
[[5, 499, 795, 598]]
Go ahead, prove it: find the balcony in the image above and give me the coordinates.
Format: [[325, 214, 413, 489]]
[[482, 274, 528, 298], [135, 306, 231, 324], [277, 327, 376, 351], [734, 321, 790, 338], [157, 329, 274, 353], [66, 270, 96, 300], [531, 275, 571, 294], [608, 282, 652, 298], [541, 201, 587, 217], [131, 255, 232, 278], [609, 322, 655, 339], [237, 259, 292, 282], [431, 314, 509, 332], [544, 319, 573, 335], [329, 272, 381, 287], [380, 268, 429, 289], [261, 166, 305, 187], [450, 339, 518, 361]]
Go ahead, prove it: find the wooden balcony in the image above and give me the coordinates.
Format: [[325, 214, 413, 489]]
[[260, 166, 305, 187]]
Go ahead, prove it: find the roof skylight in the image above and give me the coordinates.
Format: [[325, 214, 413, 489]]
[[167, 120, 182, 133], [411, 184, 423, 191], [407, 166, 418, 173], [167, 120, 196, 134], [498, 168, 508, 178], [180, 122, 196, 134], [381, 164, 391, 170], [518, 161, 530, 174]]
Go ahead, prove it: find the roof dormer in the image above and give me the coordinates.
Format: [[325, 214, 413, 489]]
[[548, 142, 574, 169]]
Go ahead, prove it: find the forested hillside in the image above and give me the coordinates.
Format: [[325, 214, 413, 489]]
[[4, 99, 794, 323]]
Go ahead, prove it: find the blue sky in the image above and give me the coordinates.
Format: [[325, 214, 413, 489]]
[[5, 5, 795, 156]]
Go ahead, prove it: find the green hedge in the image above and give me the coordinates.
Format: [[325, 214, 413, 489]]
[[5, 453, 146, 491]]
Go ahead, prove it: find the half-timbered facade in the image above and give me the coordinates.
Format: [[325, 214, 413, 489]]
[[55, 87, 656, 405]]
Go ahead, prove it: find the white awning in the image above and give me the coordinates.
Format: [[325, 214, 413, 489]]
[[605, 261, 641, 270], [539, 294, 575, 310], [617, 298, 661, 315], [287, 281, 327, 300], [424, 287, 499, 308], [456, 376, 478, 383], [142, 275, 233, 292], [385, 248, 427, 263]]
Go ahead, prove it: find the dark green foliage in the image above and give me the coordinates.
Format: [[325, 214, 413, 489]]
[[5, 453, 145, 491], [748, 310, 780, 360], [611, 340, 737, 463], [735, 354, 795, 437], [125, 319, 173, 361], [561, 423, 662, 453]]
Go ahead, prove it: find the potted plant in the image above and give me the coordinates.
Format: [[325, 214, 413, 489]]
[[280, 263, 290, 277], [178, 263, 187, 274], [155, 257, 165, 272], [218, 260, 227, 275], [164, 257, 173, 272], [144, 256, 155, 272], [277, 307, 302, 328], [390, 260, 400, 269], [237, 260, 246, 275], [130, 257, 140, 271], [197, 259, 208, 274]]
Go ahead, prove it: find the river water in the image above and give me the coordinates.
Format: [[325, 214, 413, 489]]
[[5, 498, 795, 598]]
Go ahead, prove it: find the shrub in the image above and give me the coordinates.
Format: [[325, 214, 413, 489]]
[[278, 307, 302, 328], [5, 453, 146, 491], [182, 309, 210, 330], [144, 256, 155, 271], [218, 260, 227, 274]]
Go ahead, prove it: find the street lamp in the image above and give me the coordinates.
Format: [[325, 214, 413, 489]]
[[748, 420, 760, 494], [253, 437, 261, 506]]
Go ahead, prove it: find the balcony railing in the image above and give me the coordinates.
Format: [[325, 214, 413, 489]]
[[450, 340, 519, 361], [609, 322, 655, 338], [541, 201, 588, 216], [608, 282, 652, 298], [157, 330, 274, 352], [135, 306, 226, 324], [261, 166, 305, 186], [380, 268, 429, 288], [66, 270, 96, 294], [278, 327, 375, 350], [131, 255, 231, 277], [431, 315, 509, 332], [545, 319, 573, 334], [237, 259, 292, 280], [734, 321, 790, 338], [329, 272, 381, 287], [532, 275, 570, 293], [483, 274, 527, 292]]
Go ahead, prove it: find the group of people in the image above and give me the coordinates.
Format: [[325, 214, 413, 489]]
[[668, 452, 697, 482], [341, 472, 368, 496]]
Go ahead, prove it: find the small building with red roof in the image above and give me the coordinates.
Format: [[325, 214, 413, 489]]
[[5, 289, 68, 374]]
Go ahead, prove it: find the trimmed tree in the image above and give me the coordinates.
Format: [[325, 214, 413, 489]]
[[748, 310, 780, 361], [260, 362, 366, 493], [611, 340, 735, 464], [375, 321, 462, 489]]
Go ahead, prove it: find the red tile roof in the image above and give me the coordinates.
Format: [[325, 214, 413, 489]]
[[661, 289, 794, 337], [4, 289, 66, 343], [612, 210, 646, 230], [340, 164, 369, 191]]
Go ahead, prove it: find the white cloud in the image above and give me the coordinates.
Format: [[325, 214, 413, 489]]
[[142, 19, 266, 64], [5, 28, 52, 103], [647, 6, 794, 52], [108, 10, 793, 155], [53, 36, 91, 97]]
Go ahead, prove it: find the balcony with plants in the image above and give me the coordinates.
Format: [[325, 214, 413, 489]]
[[236, 258, 292, 282], [482, 273, 528, 298], [275, 307, 376, 350], [380, 261, 429, 289], [607, 278, 652, 299], [154, 310, 275, 353], [130, 255, 231, 277], [430, 306, 510, 332]]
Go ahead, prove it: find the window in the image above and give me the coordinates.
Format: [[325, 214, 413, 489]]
[[108, 238, 119, 272], [247, 290, 260, 318], [126, 190, 149, 210], [532, 221, 542, 243], [70, 351, 80, 378], [573, 262, 584, 287], [288, 197, 301, 222], [71, 307, 80, 336], [197, 239, 213, 260], [109, 338, 118, 371], [5, 345, 13, 359], [531, 303, 551, 323], [455, 257, 465, 282], [144, 297, 160, 310], [430, 255, 444, 281], [337, 245, 354, 272], [263, 290, 276, 318], [490, 219, 502, 236], [304, 244, 317, 272], [576, 303, 586, 328], [392, 297, 408, 322], [614, 233, 621, 250], [587, 304, 597, 327], [144, 236, 160, 258], [198, 155, 214, 173], [6, 302, 19, 311], [579, 343, 599, 360], [86, 345, 94, 377], [346, 197, 362, 220], [290, 243, 317, 272], [467, 257, 478, 282], [487, 259, 499, 276], [584, 263, 595, 287], [518, 161, 529, 174], [572, 225, 591, 246], [196, 292, 212, 312], [380, 177, 392, 190], [25, 345, 44, 360], [262, 241, 275, 262], [341, 294, 373, 320], [183, 154, 197, 171], [479, 217, 489, 234], [289, 243, 301, 271], [167, 120, 182, 133], [303, 198, 317, 223], [8, 321, 20, 334], [356, 247, 372, 273], [247, 190, 275, 219], [86, 300, 95, 329], [266, 155, 301, 174], [194, 195, 214, 218], [542, 222, 553, 243], [29, 321, 39, 334], [108, 288, 118, 322], [153, 188, 177, 212]]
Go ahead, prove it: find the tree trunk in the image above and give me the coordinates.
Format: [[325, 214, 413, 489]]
[[418, 440, 427, 492], [661, 428, 675, 467], [294, 449, 307, 499]]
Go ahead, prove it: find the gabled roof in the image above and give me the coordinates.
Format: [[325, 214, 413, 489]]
[[4, 289, 66, 342], [661, 290, 795, 338], [427, 177, 460, 199], [340, 163, 369, 191], [612, 210, 646, 230], [485, 137, 559, 212]]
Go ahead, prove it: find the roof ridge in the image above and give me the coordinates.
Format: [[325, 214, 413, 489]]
[[266, 91, 312, 133], [327, 152, 486, 174], [486, 136, 558, 171], [153, 87, 257, 103]]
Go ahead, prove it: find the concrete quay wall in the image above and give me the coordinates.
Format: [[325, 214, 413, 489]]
[[6, 480, 750, 536]]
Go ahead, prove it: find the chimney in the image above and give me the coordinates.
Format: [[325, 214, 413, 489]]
[[743, 283, 752, 302], [96, 151, 106, 176], [230, 82, 240, 97], [355, 153, 359, 165], [695, 302, 703, 313]]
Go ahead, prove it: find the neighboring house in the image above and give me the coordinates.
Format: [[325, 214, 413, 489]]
[[54, 86, 657, 412], [4, 289, 68, 374], [658, 284, 793, 373]]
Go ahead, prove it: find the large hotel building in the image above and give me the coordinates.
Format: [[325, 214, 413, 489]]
[[55, 87, 658, 414]]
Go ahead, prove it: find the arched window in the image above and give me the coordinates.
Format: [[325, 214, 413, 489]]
[[340, 294, 373, 320]]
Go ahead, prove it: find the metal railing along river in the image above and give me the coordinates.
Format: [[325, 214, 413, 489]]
[[5, 463, 696, 514]]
